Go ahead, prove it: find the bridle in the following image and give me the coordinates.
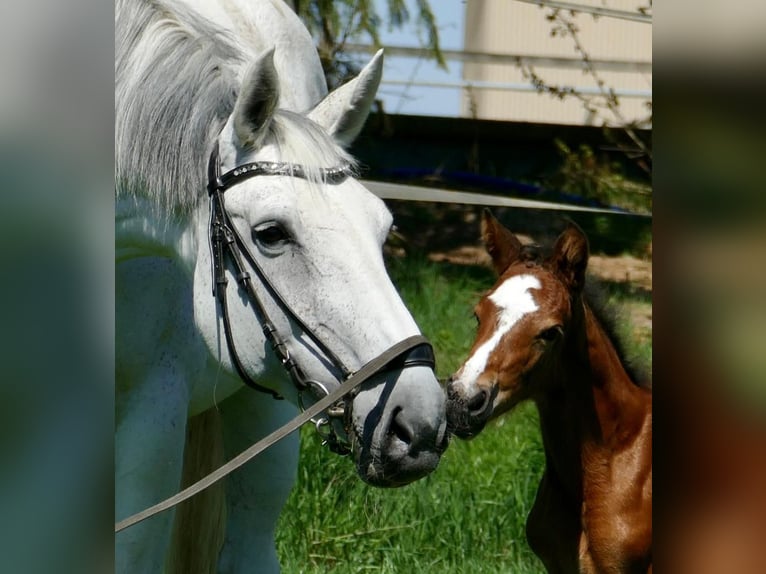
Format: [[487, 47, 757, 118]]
[[206, 141, 436, 454], [116, 142, 439, 534]]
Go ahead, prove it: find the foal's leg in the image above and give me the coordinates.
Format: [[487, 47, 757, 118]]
[[115, 370, 189, 574], [217, 387, 300, 574], [526, 469, 582, 574]]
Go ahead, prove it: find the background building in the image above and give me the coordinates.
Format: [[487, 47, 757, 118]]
[[461, 0, 651, 126]]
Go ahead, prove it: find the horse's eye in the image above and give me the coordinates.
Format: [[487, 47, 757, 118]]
[[253, 224, 290, 247], [538, 325, 563, 342]]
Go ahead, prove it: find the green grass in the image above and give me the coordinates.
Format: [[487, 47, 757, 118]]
[[598, 280, 653, 381], [276, 254, 651, 573]]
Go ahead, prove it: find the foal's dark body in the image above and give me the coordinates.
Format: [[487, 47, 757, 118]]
[[446, 212, 652, 574], [525, 305, 652, 574]]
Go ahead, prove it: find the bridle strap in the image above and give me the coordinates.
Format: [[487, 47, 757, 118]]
[[114, 334, 431, 533], [208, 141, 353, 193], [211, 189, 301, 400], [218, 159, 351, 187]]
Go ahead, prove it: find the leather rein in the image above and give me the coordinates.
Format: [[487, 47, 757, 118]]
[[115, 143, 436, 533]]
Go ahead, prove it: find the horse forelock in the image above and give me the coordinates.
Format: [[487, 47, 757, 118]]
[[260, 111, 357, 182]]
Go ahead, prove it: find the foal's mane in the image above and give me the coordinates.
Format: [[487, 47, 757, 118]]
[[520, 242, 651, 390], [115, 0, 353, 216], [583, 280, 652, 390]]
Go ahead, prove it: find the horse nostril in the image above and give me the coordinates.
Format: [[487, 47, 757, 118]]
[[467, 390, 488, 414], [388, 408, 413, 445]]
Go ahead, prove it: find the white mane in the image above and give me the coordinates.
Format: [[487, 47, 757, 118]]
[[115, 0, 353, 216]]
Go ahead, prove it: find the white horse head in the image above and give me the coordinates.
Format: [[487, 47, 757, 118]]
[[191, 48, 447, 485]]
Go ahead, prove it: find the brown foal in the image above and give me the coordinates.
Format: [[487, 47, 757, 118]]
[[446, 211, 652, 574]]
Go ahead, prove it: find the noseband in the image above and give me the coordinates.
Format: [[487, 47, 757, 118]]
[[206, 142, 436, 454]]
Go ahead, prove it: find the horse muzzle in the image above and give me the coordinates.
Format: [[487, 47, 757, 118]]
[[445, 379, 497, 439], [350, 366, 449, 487]]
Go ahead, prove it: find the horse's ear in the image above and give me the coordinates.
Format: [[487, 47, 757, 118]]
[[481, 209, 523, 275], [549, 222, 589, 291], [307, 50, 384, 147], [233, 48, 280, 149]]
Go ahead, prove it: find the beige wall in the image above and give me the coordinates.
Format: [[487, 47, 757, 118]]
[[462, 0, 651, 126]]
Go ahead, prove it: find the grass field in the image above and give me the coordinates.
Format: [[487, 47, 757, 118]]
[[276, 251, 652, 573]]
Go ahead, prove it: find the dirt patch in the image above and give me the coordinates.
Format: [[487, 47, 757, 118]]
[[588, 254, 652, 292]]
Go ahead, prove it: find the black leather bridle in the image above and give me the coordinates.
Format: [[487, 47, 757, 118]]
[[206, 142, 436, 454]]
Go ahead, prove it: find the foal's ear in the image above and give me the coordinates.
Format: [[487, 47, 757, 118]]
[[550, 222, 589, 291], [481, 209, 523, 275], [307, 50, 384, 147], [233, 48, 280, 149]]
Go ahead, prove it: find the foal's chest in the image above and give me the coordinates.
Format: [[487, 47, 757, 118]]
[[526, 469, 651, 574]]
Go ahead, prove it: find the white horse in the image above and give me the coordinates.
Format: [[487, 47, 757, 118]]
[[115, 1, 448, 572]]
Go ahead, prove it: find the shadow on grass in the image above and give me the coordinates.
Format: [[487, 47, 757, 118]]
[[387, 249, 496, 286], [387, 200, 652, 257]]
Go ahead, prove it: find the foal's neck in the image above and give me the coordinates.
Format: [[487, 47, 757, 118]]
[[582, 303, 648, 442], [534, 299, 648, 500]]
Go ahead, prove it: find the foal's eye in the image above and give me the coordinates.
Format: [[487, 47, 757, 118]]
[[538, 325, 563, 342], [252, 223, 290, 247]]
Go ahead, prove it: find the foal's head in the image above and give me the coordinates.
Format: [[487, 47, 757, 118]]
[[447, 210, 589, 438]]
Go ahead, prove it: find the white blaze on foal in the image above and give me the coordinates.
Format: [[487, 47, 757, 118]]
[[456, 275, 540, 389]]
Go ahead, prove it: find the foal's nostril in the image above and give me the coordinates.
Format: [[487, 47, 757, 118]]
[[467, 390, 488, 414]]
